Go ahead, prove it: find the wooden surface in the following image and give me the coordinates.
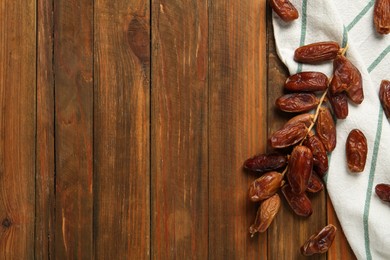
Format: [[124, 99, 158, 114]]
[[0, 0, 356, 259]]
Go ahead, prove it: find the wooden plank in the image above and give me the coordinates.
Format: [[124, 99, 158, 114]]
[[151, 0, 208, 258], [208, 0, 268, 258], [266, 7, 326, 260], [36, 0, 55, 258], [94, 1, 150, 258], [54, 0, 93, 258], [0, 0, 36, 258], [327, 197, 356, 260]]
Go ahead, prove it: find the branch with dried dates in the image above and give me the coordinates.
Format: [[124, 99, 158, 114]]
[[244, 41, 369, 255]]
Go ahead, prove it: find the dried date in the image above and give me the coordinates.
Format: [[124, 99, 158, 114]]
[[287, 146, 313, 194], [379, 80, 390, 118], [276, 93, 319, 113], [330, 55, 364, 104], [316, 107, 336, 152], [270, 0, 299, 22], [303, 133, 329, 177], [301, 224, 337, 256], [374, 0, 390, 34], [327, 91, 349, 119], [248, 171, 284, 202], [270, 122, 307, 148], [375, 183, 390, 202], [249, 194, 281, 236], [282, 185, 313, 217], [294, 41, 340, 64], [307, 172, 324, 193], [285, 72, 328, 92], [284, 113, 314, 128], [243, 153, 287, 174], [346, 129, 367, 172]]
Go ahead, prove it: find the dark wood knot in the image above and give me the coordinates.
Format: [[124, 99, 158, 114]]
[[127, 18, 150, 64], [2, 218, 11, 228]]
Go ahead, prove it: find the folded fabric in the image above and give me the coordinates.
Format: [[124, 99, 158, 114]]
[[272, 0, 390, 259]]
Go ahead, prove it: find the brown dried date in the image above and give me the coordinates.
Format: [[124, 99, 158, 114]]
[[282, 185, 313, 217], [243, 153, 287, 174], [285, 72, 328, 92], [307, 172, 324, 193], [301, 224, 337, 256], [375, 183, 390, 202], [346, 129, 367, 172], [294, 41, 340, 64], [327, 91, 349, 119], [287, 146, 313, 194], [276, 93, 319, 113], [270, 0, 299, 22], [330, 55, 364, 104], [248, 171, 284, 202], [270, 122, 307, 148], [374, 0, 390, 34], [303, 133, 329, 177], [379, 80, 390, 118], [284, 113, 314, 128], [249, 194, 281, 236], [316, 107, 336, 152]]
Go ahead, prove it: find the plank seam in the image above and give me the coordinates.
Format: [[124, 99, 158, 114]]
[[34, 0, 38, 258], [52, 0, 57, 257]]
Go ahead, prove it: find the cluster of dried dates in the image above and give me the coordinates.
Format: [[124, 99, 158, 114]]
[[245, 40, 369, 256]]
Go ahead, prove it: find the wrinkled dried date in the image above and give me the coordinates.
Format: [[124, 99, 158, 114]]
[[316, 107, 336, 152], [379, 80, 390, 118], [301, 224, 337, 256], [330, 55, 364, 104], [294, 41, 340, 64], [285, 72, 329, 92], [374, 0, 390, 34], [276, 93, 319, 113], [303, 133, 329, 177], [327, 91, 349, 119], [270, 0, 299, 22], [243, 153, 287, 174], [270, 122, 307, 148], [248, 171, 284, 202], [287, 146, 313, 194], [307, 172, 324, 193], [375, 183, 390, 202], [284, 113, 314, 128], [249, 194, 281, 236], [282, 185, 313, 217], [346, 129, 367, 172]]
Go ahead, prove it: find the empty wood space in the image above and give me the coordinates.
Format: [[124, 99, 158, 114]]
[[0, 0, 356, 259]]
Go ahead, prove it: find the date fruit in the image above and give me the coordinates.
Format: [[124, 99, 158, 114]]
[[284, 113, 314, 128], [374, 0, 390, 34], [276, 93, 319, 113], [294, 41, 340, 64], [287, 146, 313, 194], [244, 153, 287, 174], [285, 72, 328, 92], [303, 133, 329, 177], [346, 129, 367, 172], [270, 122, 307, 148], [316, 107, 336, 152], [249, 194, 281, 236], [375, 183, 390, 202], [327, 91, 349, 119], [301, 224, 337, 256], [330, 55, 364, 104], [307, 172, 324, 193], [248, 171, 284, 202], [282, 185, 313, 217], [379, 80, 390, 118], [270, 0, 299, 22]]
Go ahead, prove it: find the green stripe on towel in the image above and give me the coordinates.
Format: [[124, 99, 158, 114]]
[[297, 0, 308, 73], [346, 0, 375, 31]]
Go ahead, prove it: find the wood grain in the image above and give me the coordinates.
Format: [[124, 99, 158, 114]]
[[208, 0, 268, 258], [151, 0, 208, 258], [266, 7, 326, 260], [94, 0, 150, 258], [0, 0, 36, 258], [36, 0, 55, 258], [54, 0, 93, 258]]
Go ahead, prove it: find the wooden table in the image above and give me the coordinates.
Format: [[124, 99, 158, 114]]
[[0, 0, 357, 259]]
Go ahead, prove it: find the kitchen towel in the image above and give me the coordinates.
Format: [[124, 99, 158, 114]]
[[272, 0, 390, 259]]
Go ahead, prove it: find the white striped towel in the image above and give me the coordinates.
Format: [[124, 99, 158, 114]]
[[272, 0, 390, 259]]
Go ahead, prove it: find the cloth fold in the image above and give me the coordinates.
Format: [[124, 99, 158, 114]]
[[272, 1, 390, 259]]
